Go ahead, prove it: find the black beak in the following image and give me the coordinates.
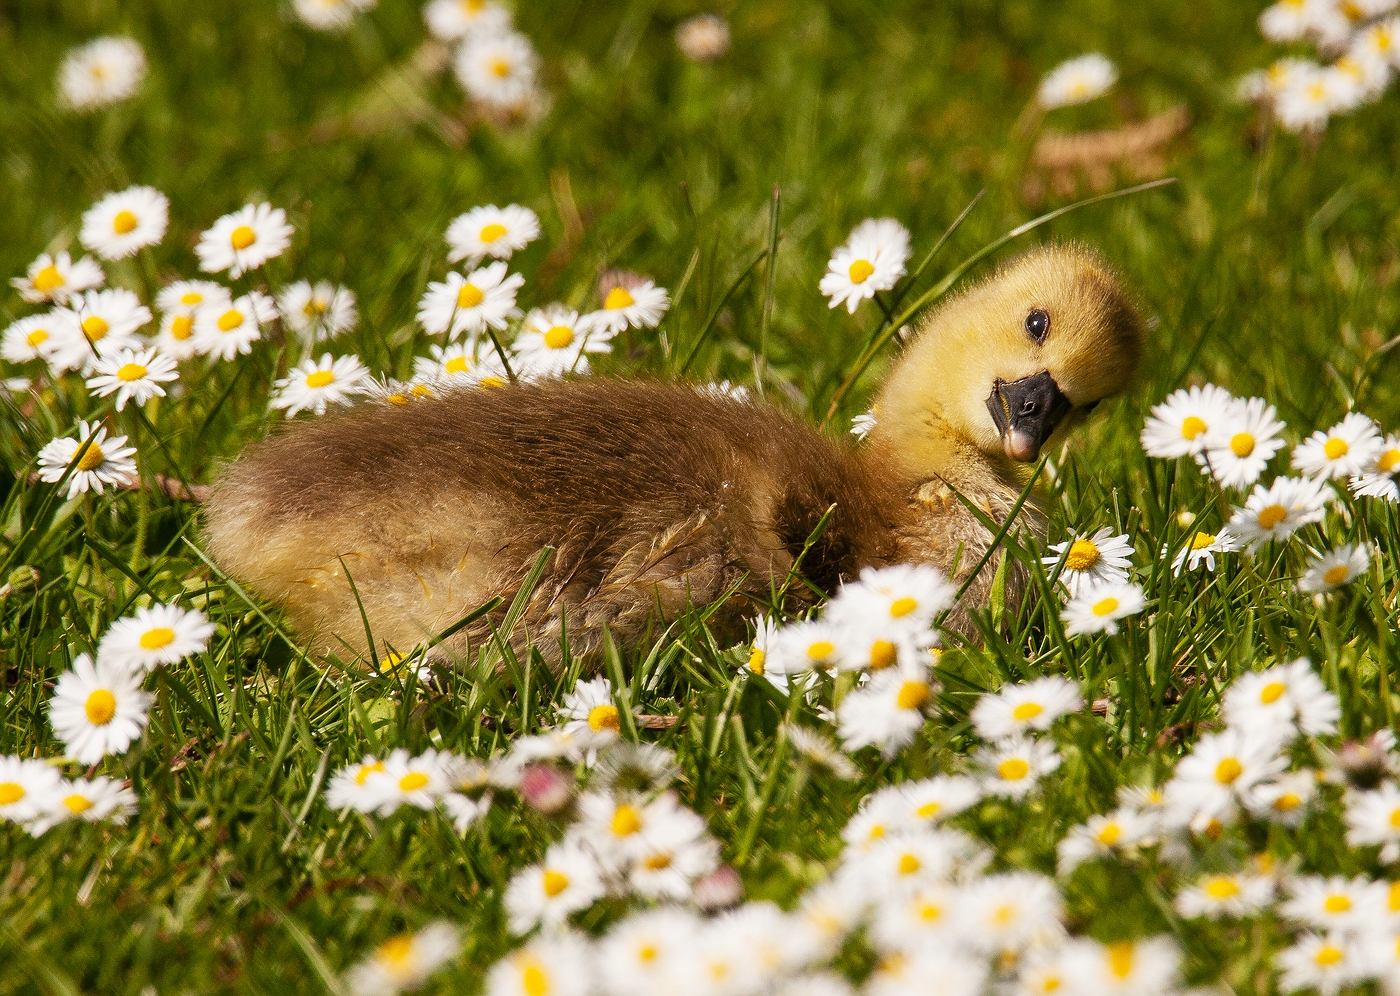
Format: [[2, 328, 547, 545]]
[[986, 371, 1074, 462]]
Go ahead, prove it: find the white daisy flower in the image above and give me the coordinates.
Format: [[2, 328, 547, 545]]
[[1140, 384, 1237, 458], [154, 280, 231, 359], [85, 347, 179, 410], [26, 776, 138, 836], [48, 287, 153, 373], [1350, 432, 1400, 501], [1057, 807, 1153, 874], [1060, 582, 1145, 636], [362, 377, 440, 407], [1246, 770, 1320, 826], [597, 908, 696, 996], [1061, 936, 1179, 996], [583, 278, 670, 334], [58, 36, 146, 111], [864, 947, 987, 996], [819, 217, 911, 314], [346, 922, 460, 996], [2, 313, 62, 364], [79, 186, 169, 260], [850, 410, 877, 440], [1199, 396, 1286, 488], [1036, 53, 1118, 109], [1164, 726, 1289, 831], [1175, 871, 1275, 919], [1277, 932, 1372, 996], [1281, 875, 1388, 933], [454, 31, 540, 111], [1345, 782, 1400, 863], [558, 675, 634, 751], [1276, 71, 1340, 133], [446, 205, 541, 265], [35, 420, 137, 499], [574, 792, 702, 872], [294, 0, 376, 31], [192, 291, 277, 361], [0, 756, 63, 826], [504, 838, 606, 934], [440, 791, 491, 834], [899, 775, 983, 824], [837, 667, 938, 758], [271, 353, 371, 417], [625, 815, 719, 901], [277, 280, 358, 341], [783, 724, 859, 779], [1352, 19, 1400, 70], [411, 341, 510, 387], [970, 676, 1082, 741], [1294, 413, 1384, 480], [741, 615, 790, 690], [867, 882, 968, 954], [325, 756, 391, 813], [1228, 476, 1328, 551], [842, 785, 921, 848], [1011, 950, 1074, 996], [485, 932, 592, 996], [370, 749, 463, 817], [844, 828, 987, 898], [11, 250, 104, 305], [1041, 527, 1133, 597], [1299, 544, 1371, 594], [1223, 658, 1340, 739], [675, 14, 731, 62], [195, 203, 294, 279], [965, 872, 1064, 954], [416, 262, 523, 340], [1169, 526, 1241, 574], [47, 654, 152, 764], [512, 305, 613, 379], [423, 0, 511, 43], [1330, 54, 1390, 106], [827, 563, 957, 639], [1259, 0, 1314, 42], [97, 603, 214, 672], [976, 736, 1061, 799]]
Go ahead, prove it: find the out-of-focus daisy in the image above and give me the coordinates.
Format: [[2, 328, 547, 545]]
[[1299, 544, 1371, 594], [1330, 54, 1390, 106], [837, 666, 937, 757], [454, 32, 540, 111], [326, 756, 390, 813], [1175, 871, 1275, 919], [295, 0, 376, 31], [485, 932, 592, 996], [370, 749, 463, 816], [842, 786, 920, 848], [976, 736, 1061, 799], [1170, 526, 1241, 574], [592, 742, 681, 795], [50, 287, 152, 373], [1277, 932, 1372, 996], [1228, 476, 1328, 551], [819, 218, 911, 314], [2, 314, 61, 365], [1060, 582, 1145, 636], [36, 420, 137, 499], [1259, 0, 1314, 42], [416, 262, 523, 340], [1352, 19, 1400, 68], [844, 829, 986, 899], [80, 186, 168, 260], [58, 36, 146, 111], [784, 724, 860, 780], [1011, 950, 1073, 996], [1199, 396, 1286, 488], [1165, 726, 1289, 831], [0, 756, 63, 826], [97, 603, 214, 672], [597, 908, 696, 996], [1223, 658, 1340, 739], [827, 563, 956, 639], [863, 947, 986, 996], [85, 347, 178, 410], [1060, 936, 1180, 996], [1350, 432, 1400, 501], [47, 654, 152, 764], [1057, 807, 1152, 873], [676, 14, 731, 61], [195, 203, 294, 279], [1140, 384, 1236, 459], [423, 0, 511, 42], [1345, 782, 1400, 862], [626, 814, 720, 900], [446, 205, 541, 265], [346, 922, 459, 996], [440, 791, 491, 834], [1281, 875, 1387, 933], [1246, 770, 1319, 826], [866, 881, 966, 954], [504, 839, 606, 933], [1037, 53, 1118, 109], [1041, 527, 1133, 597], [11, 251, 104, 305], [155, 281, 231, 360], [26, 776, 137, 836], [512, 305, 613, 379], [271, 353, 370, 417], [559, 675, 635, 751], [583, 277, 670, 334], [278, 280, 358, 341], [575, 792, 701, 871], [965, 872, 1064, 954], [1294, 413, 1384, 481], [851, 410, 877, 440], [1276, 70, 1342, 133], [193, 291, 277, 361], [362, 377, 439, 407], [970, 676, 1082, 741], [899, 775, 982, 825]]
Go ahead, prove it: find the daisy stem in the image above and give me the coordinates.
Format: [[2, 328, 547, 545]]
[[485, 329, 518, 385]]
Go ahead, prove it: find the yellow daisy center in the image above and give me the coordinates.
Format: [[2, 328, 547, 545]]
[[896, 680, 929, 710], [998, 758, 1030, 781], [917, 900, 943, 921], [354, 760, 385, 785], [82, 316, 109, 341], [217, 310, 244, 332], [1012, 702, 1044, 722], [230, 226, 257, 250], [889, 596, 918, 617], [491, 58, 512, 78], [140, 627, 175, 650], [638, 944, 658, 963], [479, 223, 507, 242], [848, 259, 875, 284], [444, 357, 471, 375], [1391, 881, 1400, 911], [612, 805, 642, 836], [1096, 822, 1121, 846], [1191, 531, 1216, 550], [1323, 437, 1349, 460], [1274, 793, 1301, 811], [587, 704, 620, 732], [868, 640, 897, 670], [544, 325, 575, 349], [85, 689, 117, 725], [76, 443, 106, 472], [399, 771, 430, 791], [479, 375, 506, 388], [0, 782, 23, 805], [304, 298, 328, 317], [180, 291, 203, 306], [1204, 876, 1240, 899], [117, 363, 147, 382], [1257, 505, 1288, 530], [306, 370, 336, 389], [378, 935, 414, 965], [1091, 596, 1119, 616], [171, 315, 194, 339], [63, 794, 93, 814], [1230, 432, 1255, 458], [1389, 808, 1400, 829], [805, 640, 834, 661], [604, 287, 635, 310], [747, 647, 765, 675], [915, 801, 941, 818], [542, 870, 570, 897], [26, 328, 49, 346], [1324, 894, 1351, 913], [32, 265, 65, 292], [1259, 681, 1286, 704], [1107, 943, 1135, 979], [1314, 945, 1344, 967], [643, 852, 672, 870], [522, 963, 549, 996], [897, 853, 921, 875], [1180, 415, 1207, 439], [411, 384, 434, 398], [112, 210, 138, 235], [1322, 565, 1350, 586], [1064, 539, 1101, 571], [1214, 757, 1243, 784], [457, 283, 484, 308], [1378, 448, 1400, 472]]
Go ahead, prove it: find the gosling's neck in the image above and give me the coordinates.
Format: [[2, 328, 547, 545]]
[[861, 406, 1030, 500]]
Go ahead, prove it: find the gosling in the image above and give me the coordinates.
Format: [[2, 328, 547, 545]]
[[202, 243, 1142, 666]]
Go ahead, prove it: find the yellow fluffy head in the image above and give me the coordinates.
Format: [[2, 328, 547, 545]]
[[873, 243, 1142, 467]]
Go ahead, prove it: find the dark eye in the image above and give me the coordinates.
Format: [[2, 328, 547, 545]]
[[1025, 308, 1050, 343]]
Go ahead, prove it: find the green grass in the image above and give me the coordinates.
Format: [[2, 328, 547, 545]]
[[2, 0, 1400, 993]]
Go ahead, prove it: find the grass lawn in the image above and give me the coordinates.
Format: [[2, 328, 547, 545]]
[[3, 1, 1400, 993]]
